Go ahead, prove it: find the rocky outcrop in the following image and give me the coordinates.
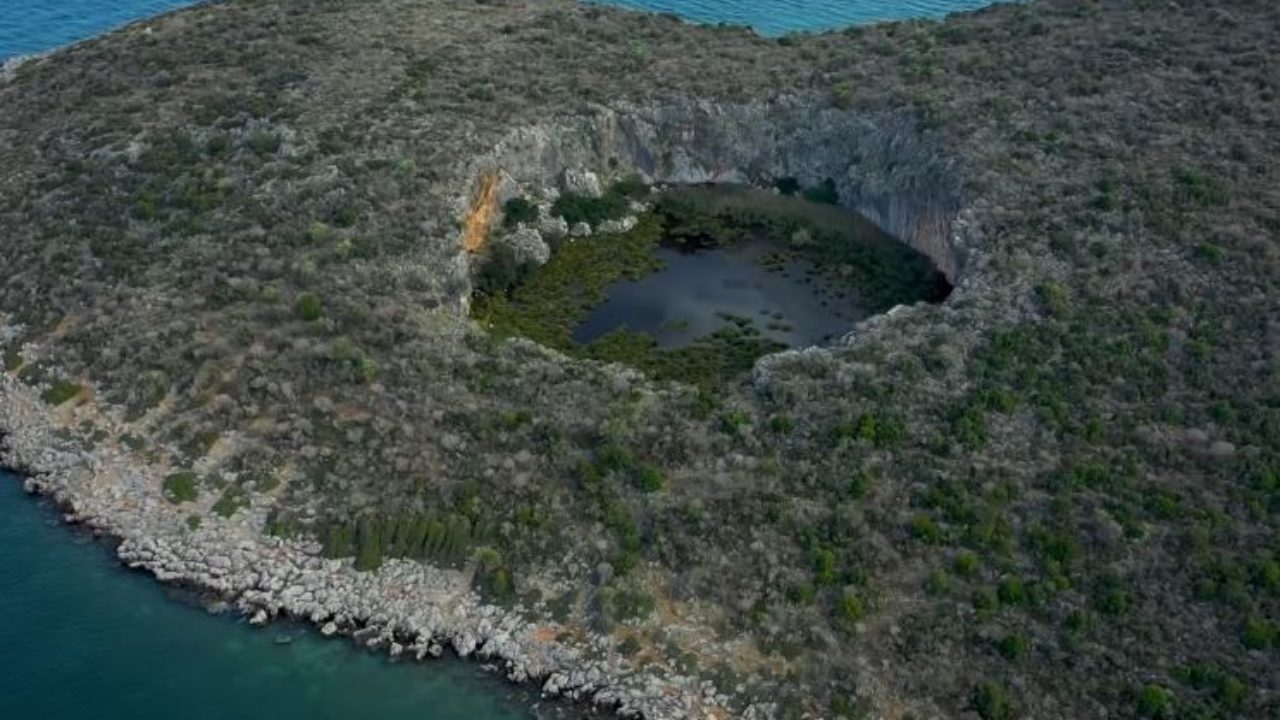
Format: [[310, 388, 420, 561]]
[[500, 226, 552, 266], [463, 98, 973, 284]]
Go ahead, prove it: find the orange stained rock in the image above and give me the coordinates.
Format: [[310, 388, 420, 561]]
[[461, 171, 500, 253]]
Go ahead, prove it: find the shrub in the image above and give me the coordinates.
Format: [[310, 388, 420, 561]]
[[925, 567, 951, 595], [1036, 282, 1069, 318], [839, 587, 866, 623], [997, 577, 1027, 605], [213, 488, 246, 518], [473, 547, 515, 604], [636, 464, 665, 493], [720, 410, 751, 435], [769, 414, 794, 434], [186, 514, 202, 530], [832, 81, 855, 109], [474, 242, 534, 297], [41, 379, 81, 406], [618, 636, 642, 656], [294, 292, 324, 321], [502, 197, 540, 227], [552, 191, 629, 227], [354, 516, 384, 571], [972, 681, 1015, 720], [610, 174, 650, 199], [954, 550, 980, 576], [1136, 683, 1175, 718], [248, 129, 281, 157], [910, 514, 942, 544], [997, 631, 1028, 660], [163, 472, 199, 503], [305, 221, 333, 243], [848, 469, 873, 499], [595, 586, 656, 631], [1240, 616, 1276, 649], [1173, 166, 1227, 208]]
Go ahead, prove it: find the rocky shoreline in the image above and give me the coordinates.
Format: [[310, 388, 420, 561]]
[[0, 375, 747, 720]]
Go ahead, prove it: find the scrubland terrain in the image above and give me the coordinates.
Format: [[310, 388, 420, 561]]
[[1, 1, 1278, 718]]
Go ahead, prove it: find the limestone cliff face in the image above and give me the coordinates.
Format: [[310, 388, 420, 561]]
[[465, 98, 971, 282]]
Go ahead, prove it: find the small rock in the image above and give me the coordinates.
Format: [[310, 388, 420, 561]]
[[537, 214, 569, 241], [502, 227, 551, 266], [569, 222, 592, 238], [597, 216, 638, 234], [1208, 440, 1236, 458]]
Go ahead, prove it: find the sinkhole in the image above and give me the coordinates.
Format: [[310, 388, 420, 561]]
[[470, 179, 952, 387], [461, 102, 970, 386]]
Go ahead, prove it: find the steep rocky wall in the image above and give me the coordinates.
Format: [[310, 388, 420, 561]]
[[468, 98, 970, 281]]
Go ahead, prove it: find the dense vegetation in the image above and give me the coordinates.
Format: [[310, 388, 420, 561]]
[[1, 0, 1277, 718]]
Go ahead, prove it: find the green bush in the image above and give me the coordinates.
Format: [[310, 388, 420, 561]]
[[910, 514, 942, 544], [248, 129, 281, 157], [996, 631, 1028, 660], [636, 464, 665, 493], [954, 550, 980, 576], [552, 191, 629, 227], [354, 516, 384, 571], [41, 380, 81, 406], [839, 587, 866, 623], [473, 547, 515, 604], [212, 487, 246, 518], [474, 242, 535, 298], [972, 681, 1015, 720], [1240, 616, 1276, 649], [294, 292, 324, 321], [1136, 683, 1176, 718], [832, 81, 855, 109], [925, 567, 951, 595], [595, 586, 656, 631], [163, 472, 199, 504], [502, 197, 540, 227]]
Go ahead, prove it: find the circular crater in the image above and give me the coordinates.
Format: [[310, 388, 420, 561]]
[[460, 100, 972, 386]]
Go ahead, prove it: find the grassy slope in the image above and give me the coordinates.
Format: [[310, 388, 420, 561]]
[[1, 0, 1278, 717]]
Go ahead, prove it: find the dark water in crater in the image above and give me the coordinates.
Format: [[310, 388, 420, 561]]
[[573, 239, 864, 348]]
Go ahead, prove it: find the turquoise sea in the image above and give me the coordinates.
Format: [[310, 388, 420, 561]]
[[0, 470, 553, 720], [0, 0, 1000, 717], [0, 0, 1005, 59]]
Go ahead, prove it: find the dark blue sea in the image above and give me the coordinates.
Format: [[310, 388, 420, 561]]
[[0, 0, 999, 717]]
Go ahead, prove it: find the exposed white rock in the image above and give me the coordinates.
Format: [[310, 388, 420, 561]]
[[597, 216, 638, 234], [536, 213, 569, 241], [502, 227, 551, 266], [561, 168, 602, 198]]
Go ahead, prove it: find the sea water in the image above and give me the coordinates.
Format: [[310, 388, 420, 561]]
[[0, 470, 548, 720], [0, 0, 1004, 60]]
